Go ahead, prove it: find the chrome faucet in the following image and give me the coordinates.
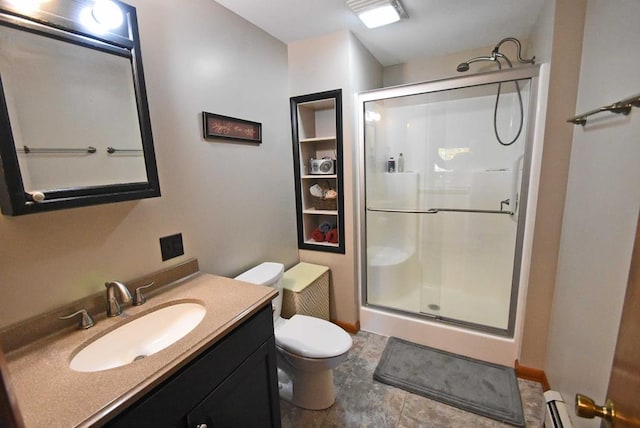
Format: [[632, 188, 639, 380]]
[[105, 280, 133, 317]]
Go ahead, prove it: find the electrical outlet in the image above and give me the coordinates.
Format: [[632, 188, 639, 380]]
[[160, 233, 184, 261]]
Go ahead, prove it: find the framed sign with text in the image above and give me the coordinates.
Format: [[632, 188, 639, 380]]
[[202, 112, 262, 143]]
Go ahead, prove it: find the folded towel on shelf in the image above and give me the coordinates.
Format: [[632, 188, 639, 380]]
[[318, 221, 336, 234], [326, 228, 338, 243], [311, 228, 325, 242], [324, 189, 337, 199], [309, 184, 324, 198]]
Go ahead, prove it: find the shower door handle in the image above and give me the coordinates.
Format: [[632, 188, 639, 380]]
[[367, 207, 513, 215], [367, 207, 438, 214], [509, 154, 524, 215]]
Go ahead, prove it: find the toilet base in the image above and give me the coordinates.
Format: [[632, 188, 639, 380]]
[[277, 366, 335, 410]]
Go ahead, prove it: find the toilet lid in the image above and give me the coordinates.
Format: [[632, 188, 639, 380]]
[[234, 262, 284, 285], [275, 315, 353, 358]]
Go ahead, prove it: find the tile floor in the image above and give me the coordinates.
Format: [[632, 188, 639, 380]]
[[280, 331, 546, 428]]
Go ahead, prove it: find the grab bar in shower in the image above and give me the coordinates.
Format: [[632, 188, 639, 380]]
[[367, 207, 514, 215], [568, 93, 640, 125]]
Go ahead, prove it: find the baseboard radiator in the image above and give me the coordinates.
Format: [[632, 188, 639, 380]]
[[544, 390, 574, 428]]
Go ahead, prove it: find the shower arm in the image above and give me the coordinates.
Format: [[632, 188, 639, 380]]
[[492, 37, 535, 65], [466, 56, 499, 67], [493, 52, 512, 68]]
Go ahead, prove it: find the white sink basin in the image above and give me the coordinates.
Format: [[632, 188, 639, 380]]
[[70, 302, 206, 372]]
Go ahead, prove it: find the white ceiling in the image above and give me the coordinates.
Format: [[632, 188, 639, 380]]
[[214, 0, 546, 66]]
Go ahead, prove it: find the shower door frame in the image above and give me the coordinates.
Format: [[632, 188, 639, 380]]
[[357, 65, 541, 338]]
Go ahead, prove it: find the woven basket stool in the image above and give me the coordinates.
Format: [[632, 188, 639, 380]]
[[281, 263, 330, 320]]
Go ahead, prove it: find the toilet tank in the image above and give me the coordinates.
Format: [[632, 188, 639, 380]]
[[234, 262, 285, 320]]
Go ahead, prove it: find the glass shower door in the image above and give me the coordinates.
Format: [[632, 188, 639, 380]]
[[364, 78, 531, 332]]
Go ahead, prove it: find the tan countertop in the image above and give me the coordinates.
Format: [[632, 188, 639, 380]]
[[5, 272, 277, 427]]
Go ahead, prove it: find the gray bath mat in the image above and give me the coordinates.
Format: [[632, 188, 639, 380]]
[[374, 337, 525, 426]]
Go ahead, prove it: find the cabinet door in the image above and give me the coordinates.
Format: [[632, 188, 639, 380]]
[[105, 306, 276, 428], [186, 337, 281, 428]]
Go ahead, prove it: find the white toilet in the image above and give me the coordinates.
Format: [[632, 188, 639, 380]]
[[235, 262, 352, 410]]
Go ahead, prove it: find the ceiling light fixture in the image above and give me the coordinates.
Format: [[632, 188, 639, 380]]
[[346, 0, 408, 29]]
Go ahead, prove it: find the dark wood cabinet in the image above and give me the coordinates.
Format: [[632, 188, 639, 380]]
[[106, 305, 281, 428], [186, 339, 279, 427]]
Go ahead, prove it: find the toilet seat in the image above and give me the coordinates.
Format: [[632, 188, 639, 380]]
[[275, 315, 352, 359]]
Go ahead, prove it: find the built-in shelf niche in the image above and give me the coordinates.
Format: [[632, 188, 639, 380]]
[[290, 89, 344, 253]]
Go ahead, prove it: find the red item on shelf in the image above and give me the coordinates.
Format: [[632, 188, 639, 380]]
[[311, 228, 325, 242], [326, 228, 338, 243]]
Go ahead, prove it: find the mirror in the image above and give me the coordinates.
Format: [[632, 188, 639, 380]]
[[0, 0, 160, 215]]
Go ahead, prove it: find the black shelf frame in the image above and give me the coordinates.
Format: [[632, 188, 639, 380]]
[[290, 89, 345, 254]]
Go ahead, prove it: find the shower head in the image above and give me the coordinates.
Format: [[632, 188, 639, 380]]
[[456, 62, 470, 72]]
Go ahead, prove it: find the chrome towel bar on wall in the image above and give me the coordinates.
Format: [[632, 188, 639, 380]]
[[568, 93, 640, 126]]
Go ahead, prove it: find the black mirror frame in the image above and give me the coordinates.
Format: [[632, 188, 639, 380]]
[[0, 0, 160, 215]]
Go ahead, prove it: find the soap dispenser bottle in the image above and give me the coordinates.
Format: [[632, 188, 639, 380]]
[[398, 153, 405, 172], [387, 157, 395, 173]]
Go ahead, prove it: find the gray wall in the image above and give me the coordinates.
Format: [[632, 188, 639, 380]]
[[0, 0, 298, 328], [288, 30, 383, 325]]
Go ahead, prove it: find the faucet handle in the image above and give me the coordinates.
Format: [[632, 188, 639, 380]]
[[133, 281, 155, 306], [59, 309, 95, 329]]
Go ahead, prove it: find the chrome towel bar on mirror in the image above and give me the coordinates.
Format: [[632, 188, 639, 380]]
[[107, 147, 144, 154], [568, 93, 640, 125], [17, 145, 97, 154]]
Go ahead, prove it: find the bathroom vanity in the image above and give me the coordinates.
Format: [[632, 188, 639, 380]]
[[107, 305, 280, 427], [2, 270, 281, 427]]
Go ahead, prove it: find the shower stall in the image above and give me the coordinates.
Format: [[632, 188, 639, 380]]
[[357, 66, 546, 365]]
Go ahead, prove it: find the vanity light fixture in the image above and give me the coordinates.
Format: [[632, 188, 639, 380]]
[[346, 0, 408, 29], [6, 0, 49, 13], [80, 0, 123, 33], [91, 0, 123, 29]]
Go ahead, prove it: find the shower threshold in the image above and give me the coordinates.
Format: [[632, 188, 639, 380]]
[[360, 304, 518, 366]]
